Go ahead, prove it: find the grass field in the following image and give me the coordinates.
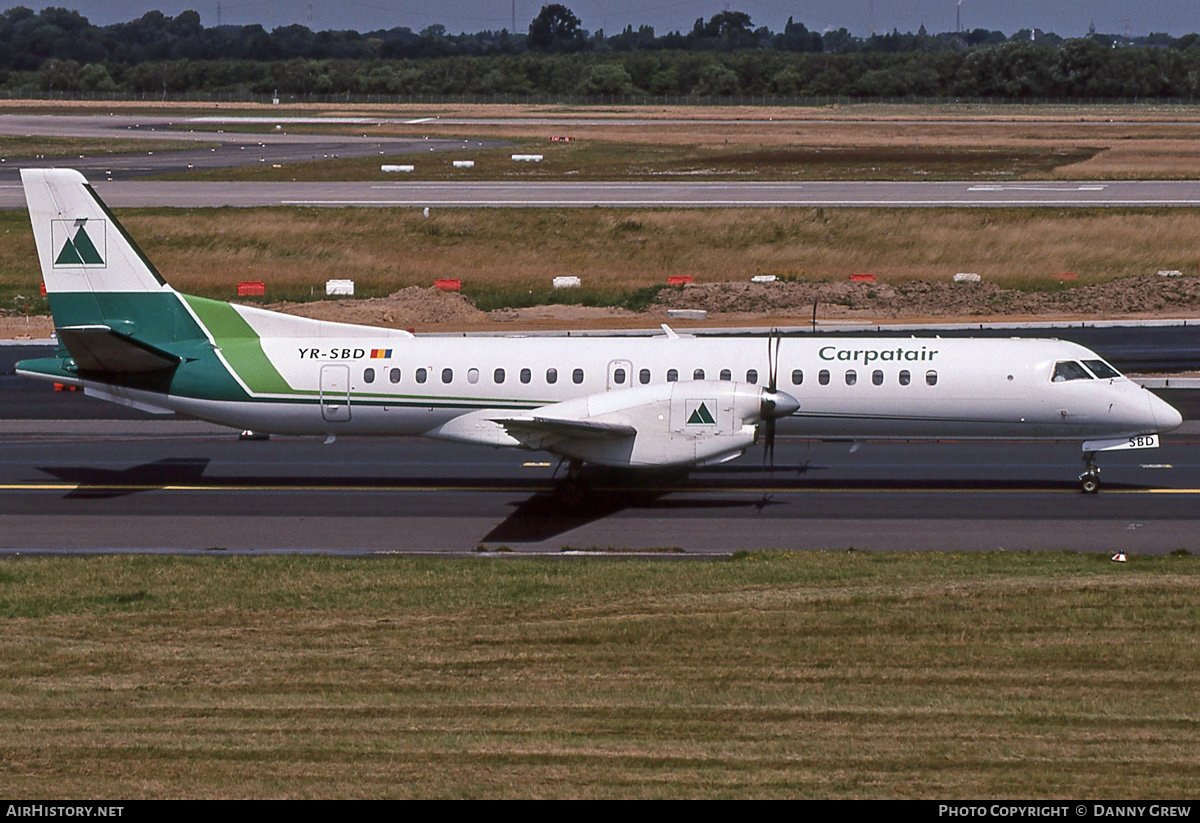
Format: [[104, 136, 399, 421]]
[[3, 205, 1198, 316], [158, 137, 1101, 183], [1, 551, 1198, 798], [0, 135, 213, 160]]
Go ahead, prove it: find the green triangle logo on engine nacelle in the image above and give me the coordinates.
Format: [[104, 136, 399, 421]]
[[687, 402, 716, 425]]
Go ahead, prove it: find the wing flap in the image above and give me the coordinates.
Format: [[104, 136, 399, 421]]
[[497, 415, 637, 442]]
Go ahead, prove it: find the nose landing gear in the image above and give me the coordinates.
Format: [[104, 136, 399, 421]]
[[1079, 451, 1101, 494]]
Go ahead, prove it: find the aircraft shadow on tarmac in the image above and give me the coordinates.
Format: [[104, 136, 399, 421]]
[[41, 458, 214, 498], [481, 490, 789, 544]]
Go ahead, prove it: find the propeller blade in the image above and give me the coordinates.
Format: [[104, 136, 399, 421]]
[[767, 330, 780, 392], [762, 417, 775, 467], [762, 331, 782, 467]]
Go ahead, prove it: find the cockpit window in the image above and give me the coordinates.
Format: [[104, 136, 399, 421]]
[[1052, 361, 1093, 382], [1083, 359, 1121, 379]]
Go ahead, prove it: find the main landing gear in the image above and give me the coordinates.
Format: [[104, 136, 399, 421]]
[[1079, 451, 1101, 494], [555, 459, 591, 509]]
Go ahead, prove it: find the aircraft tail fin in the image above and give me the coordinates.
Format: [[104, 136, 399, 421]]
[[21, 168, 169, 297]]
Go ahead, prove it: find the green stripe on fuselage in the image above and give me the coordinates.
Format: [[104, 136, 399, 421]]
[[182, 295, 293, 395]]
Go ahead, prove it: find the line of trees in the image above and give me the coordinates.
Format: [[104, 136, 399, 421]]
[[5, 5, 1200, 100]]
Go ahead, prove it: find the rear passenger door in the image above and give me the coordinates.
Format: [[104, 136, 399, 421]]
[[320, 364, 351, 422]]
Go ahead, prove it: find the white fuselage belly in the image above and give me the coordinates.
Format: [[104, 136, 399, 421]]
[[142, 335, 1168, 443]]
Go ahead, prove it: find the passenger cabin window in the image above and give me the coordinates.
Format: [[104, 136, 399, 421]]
[[791, 369, 803, 385], [416, 368, 428, 384], [364, 367, 375, 384], [872, 369, 883, 386], [899, 370, 910, 386], [667, 369, 678, 382], [1052, 361, 1092, 382], [639, 368, 651, 385], [693, 369, 705, 380], [613, 368, 626, 385], [494, 368, 505, 384], [819, 369, 830, 386], [926, 370, 938, 386], [720, 369, 732, 381], [746, 369, 758, 384], [442, 368, 453, 384], [573, 368, 584, 384], [467, 368, 479, 384], [1083, 360, 1120, 379], [389, 368, 401, 384], [520, 368, 531, 384], [845, 370, 857, 386], [546, 368, 558, 384]]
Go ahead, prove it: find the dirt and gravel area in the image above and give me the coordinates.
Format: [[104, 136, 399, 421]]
[[653, 274, 1200, 320], [266, 272, 1200, 332], [6, 274, 1200, 339]]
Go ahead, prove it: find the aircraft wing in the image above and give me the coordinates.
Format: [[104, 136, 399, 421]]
[[428, 381, 777, 467]]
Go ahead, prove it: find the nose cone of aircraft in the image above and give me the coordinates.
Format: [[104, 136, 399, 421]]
[[1150, 391, 1184, 432], [761, 389, 800, 420]]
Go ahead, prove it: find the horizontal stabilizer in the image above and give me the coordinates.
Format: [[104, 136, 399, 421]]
[[57, 325, 181, 373]]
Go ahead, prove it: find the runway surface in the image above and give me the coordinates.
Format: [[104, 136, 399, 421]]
[[1, 429, 1197, 555], [5, 179, 1200, 209]]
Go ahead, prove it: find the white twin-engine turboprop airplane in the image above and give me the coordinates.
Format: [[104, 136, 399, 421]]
[[15, 169, 1184, 501]]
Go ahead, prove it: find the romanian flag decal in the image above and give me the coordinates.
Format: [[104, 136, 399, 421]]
[[370, 349, 392, 359]]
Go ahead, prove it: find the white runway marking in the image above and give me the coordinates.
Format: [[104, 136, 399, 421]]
[[968, 185, 1108, 192]]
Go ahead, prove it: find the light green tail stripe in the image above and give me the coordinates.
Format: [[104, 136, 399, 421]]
[[183, 294, 293, 395]]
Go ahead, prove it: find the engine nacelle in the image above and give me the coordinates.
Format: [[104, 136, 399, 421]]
[[560, 380, 761, 467], [427, 380, 798, 468]]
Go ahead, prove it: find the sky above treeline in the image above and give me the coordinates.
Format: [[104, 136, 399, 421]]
[[7, 1, 1197, 40]]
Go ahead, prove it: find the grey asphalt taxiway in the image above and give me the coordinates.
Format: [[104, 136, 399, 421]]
[[1, 425, 1198, 555], [5, 179, 1200, 209], [0, 113, 505, 183]]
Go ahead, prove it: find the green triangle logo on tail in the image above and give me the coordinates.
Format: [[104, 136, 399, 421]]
[[52, 220, 105, 267], [687, 402, 716, 425]]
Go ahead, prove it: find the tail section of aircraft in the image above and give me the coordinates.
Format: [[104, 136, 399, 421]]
[[21, 167, 205, 350], [18, 168, 409, 409], [22, 168, 169, 298]]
